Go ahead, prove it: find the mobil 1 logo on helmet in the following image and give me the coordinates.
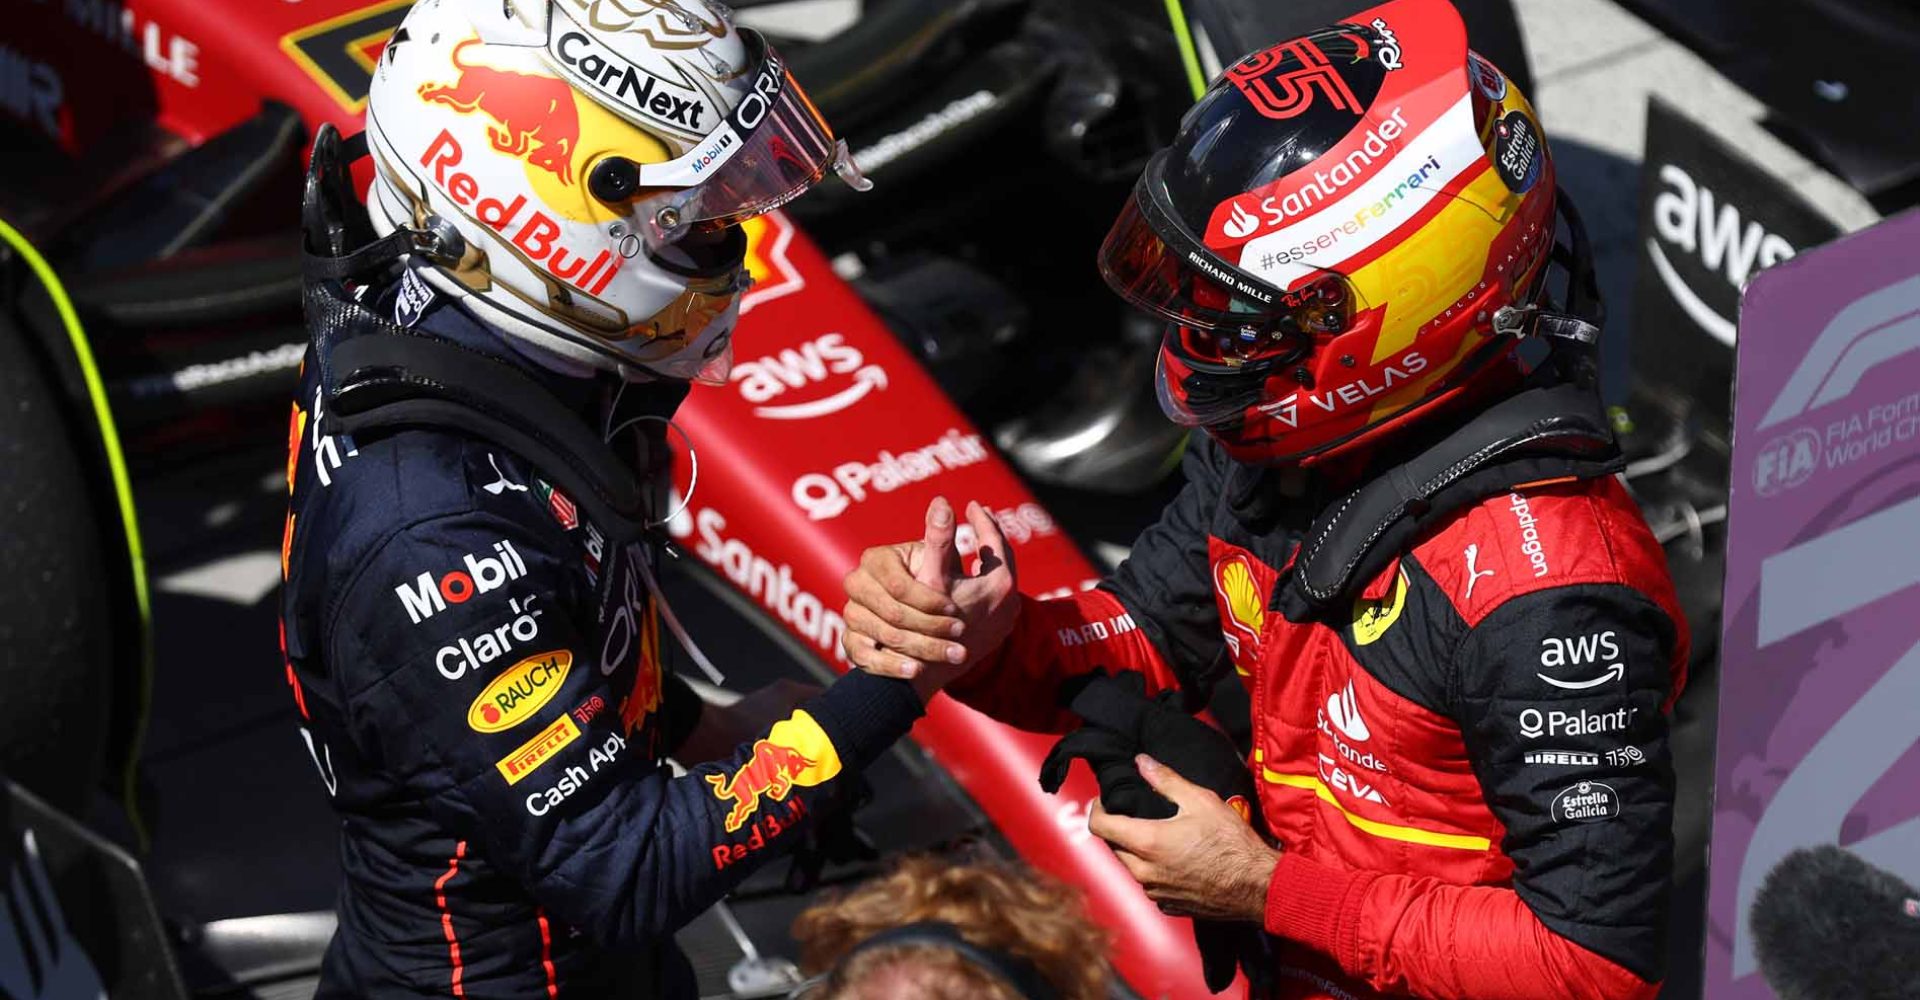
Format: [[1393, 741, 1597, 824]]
[[395, 540, 530, 624]]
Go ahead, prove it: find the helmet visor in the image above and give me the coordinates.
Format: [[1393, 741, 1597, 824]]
[[1100, 181, 1363, 368], [629, 29, 868, 245]]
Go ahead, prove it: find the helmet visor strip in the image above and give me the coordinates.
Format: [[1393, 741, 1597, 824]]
[[1098, 164, 1362, 368], [622, 28, 869, 248]]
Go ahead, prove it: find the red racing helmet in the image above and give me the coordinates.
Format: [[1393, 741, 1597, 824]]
[[1099, 0, 1558, 465]]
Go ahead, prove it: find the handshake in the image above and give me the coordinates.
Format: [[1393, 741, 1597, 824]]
[[838, 495, 1021, 703], [840, 497, 1281, 993]]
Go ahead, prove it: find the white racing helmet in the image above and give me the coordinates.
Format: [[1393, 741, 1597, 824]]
[[363, 0, 867, 381]]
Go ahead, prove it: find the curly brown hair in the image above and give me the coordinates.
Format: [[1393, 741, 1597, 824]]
[[790, 855, 1111, 1000]]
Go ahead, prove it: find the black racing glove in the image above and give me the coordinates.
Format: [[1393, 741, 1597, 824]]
[[1037, 670, 1268, 994]]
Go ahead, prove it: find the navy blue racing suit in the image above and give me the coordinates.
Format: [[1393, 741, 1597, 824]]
[[279, 282, 924, 998]]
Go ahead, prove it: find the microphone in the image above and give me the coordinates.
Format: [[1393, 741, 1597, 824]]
[[1748, 844, 1920, 1000]]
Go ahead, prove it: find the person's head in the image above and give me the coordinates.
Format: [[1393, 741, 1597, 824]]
[[361, 0, 865, 382], [1099, 0, 1566, 466], [790, 855, 1110, 1000]]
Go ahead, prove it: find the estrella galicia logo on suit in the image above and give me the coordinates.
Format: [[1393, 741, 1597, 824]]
[[468, 650, 572, 732], [1551, 780, 1621, 824]]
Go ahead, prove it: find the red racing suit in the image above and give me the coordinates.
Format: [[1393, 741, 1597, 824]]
[[948, 435, 1688, 1000]]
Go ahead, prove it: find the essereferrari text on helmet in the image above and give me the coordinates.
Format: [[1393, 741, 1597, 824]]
[[1098, 0, 1558, 464], [361, 0, 866, 381]]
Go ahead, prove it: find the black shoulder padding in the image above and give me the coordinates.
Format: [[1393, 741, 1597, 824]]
[[1277, 381, 1622, 621], [318, 301, 652, 543]]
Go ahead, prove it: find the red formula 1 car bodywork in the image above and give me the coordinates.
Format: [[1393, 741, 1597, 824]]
[[11, 0, 1214, 993]]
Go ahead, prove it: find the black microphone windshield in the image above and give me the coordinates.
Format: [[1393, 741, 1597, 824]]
[[1749, 844, 1920, 1000]]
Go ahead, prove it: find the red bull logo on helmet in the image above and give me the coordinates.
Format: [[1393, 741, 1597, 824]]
[[419, 39, 581, 184], [418, 129, 629, 296], [705, 711, 842, 832]]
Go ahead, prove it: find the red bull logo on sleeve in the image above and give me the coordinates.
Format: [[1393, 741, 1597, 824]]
[[705, 711, 843, 832], [419, 39, 580, 184]]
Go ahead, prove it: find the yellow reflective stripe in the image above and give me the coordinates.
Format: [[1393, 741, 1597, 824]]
[[1162, 0, 1208, 100], [1, 217, 152, 846], [1261, 768, 1492, 852]]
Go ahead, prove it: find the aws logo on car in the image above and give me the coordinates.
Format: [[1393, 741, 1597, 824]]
[[1646, 162, 1797, 347], [469, 650, 573, 733], [731, 332, 888, 421]]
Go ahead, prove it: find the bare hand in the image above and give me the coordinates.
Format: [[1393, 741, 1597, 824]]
[[841, 497, 1021, 698], [1088, 755, 1278, 922]]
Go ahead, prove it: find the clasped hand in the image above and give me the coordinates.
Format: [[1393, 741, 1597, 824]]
[[839, 496, 1020, 701]]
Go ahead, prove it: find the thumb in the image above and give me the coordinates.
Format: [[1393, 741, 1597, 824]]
[[914, 497, 958, 590], [1136, 755, 1211, 812], [963, 500, 1016, 584]]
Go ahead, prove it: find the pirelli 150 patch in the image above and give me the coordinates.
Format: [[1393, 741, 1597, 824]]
[[496, 715, 581, 785]]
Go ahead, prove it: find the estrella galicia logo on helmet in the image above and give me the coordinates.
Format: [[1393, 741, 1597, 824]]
[[419, 39, 581, 184], [1494, 111, 1542, 194], [394, 540, 529, 624]]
